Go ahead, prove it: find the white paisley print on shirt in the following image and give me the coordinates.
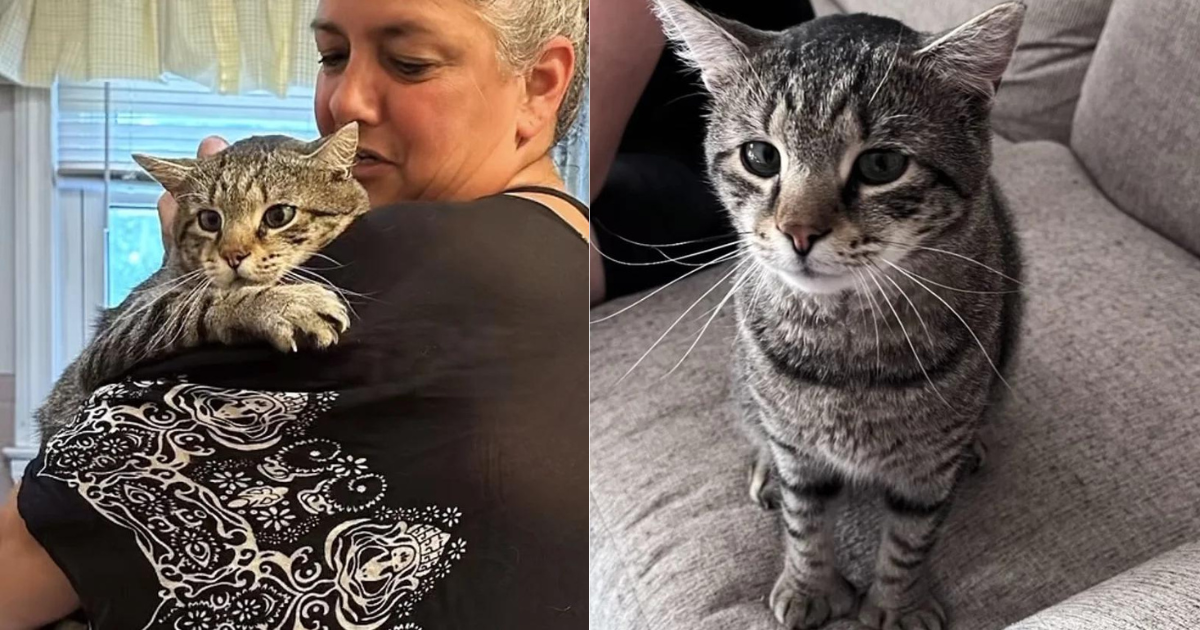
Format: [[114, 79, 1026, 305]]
[[39, 378, 465, 630]]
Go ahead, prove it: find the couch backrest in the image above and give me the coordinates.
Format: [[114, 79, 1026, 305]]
[[1071, 0, 1200, 257], [810, 0, 1114, 145]]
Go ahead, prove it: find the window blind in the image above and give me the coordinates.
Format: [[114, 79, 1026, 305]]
[[56, 74, 590, 199], [56, 75, 320, 176]]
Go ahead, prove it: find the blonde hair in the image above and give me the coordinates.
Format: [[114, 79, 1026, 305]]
[[473, 0, 589, 143]]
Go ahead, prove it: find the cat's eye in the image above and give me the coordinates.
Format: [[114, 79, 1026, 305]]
[[196, 210, 222, 232], [263, 204, 297, 229], [855, 150, 909, 185], [740, 141, 781, 178]]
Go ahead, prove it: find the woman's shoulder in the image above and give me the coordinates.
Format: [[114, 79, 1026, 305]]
[[365, 190, 585, 234], [335, 192, 586, 265], [319, 193, 587, 313]]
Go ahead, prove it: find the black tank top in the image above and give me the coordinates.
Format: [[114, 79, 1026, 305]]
[[18, 191, 588, 630]]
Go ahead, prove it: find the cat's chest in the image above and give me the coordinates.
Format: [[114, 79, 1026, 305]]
[[737, 324, 956, 468]]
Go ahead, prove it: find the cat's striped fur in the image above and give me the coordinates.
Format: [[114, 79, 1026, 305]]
[[653, 2, 1026, 628], [36, 123, 369, 445]]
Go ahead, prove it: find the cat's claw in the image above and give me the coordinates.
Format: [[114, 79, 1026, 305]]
[[257, 284, 350, 352], [968, 438, 988, 474], [858, 590, 946, 630], [769, 573, 856, 629], [748, 459, 781, 510]]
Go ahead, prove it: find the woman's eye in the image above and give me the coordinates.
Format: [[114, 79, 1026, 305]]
[[740, 141, 781, 178], [197, 210, 222, 232], [318, 52, 347, 71], [855, 150, 909, 185], [263, 204, 297, 229], [389, 59, 433, 78]]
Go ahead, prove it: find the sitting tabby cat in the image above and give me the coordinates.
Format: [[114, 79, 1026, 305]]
[[36, 122, 369, 444], [652, 1, 1026, 629]]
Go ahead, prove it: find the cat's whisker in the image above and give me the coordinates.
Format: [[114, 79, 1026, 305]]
[[880, 240, 1023, 285], [873, 264, 933, 346], [868, 25, 904, 106], [140, 279, 206, 361], [865, 267, 954, 411], [747, 263, 771, 315], [106, 274, 200, 335], [660, 88, 711, 109], [689, 264, 753, 324], [590, 248, 745, 324], [853, 270, 882, 369], [651, 242, 746, 267], [594, 221, 752, 250], [876, 258, 1019, 295], [284, 270, 364, 321], [591, 239, 741, 267], [126, 270, 203, 296], [155, 279, 210, 356], [882, 259, 1017, 396], [666, 263, 755, 377], [301, 251, 349, 269], [290, 266, 377, 298], [856, 267, 895, 336], [616, 258, 751, 385]]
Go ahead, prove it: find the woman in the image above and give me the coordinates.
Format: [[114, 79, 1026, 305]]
[[0, 1, 588, 628]]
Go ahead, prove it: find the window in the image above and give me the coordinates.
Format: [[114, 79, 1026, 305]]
[[105, 205, 164, 306]]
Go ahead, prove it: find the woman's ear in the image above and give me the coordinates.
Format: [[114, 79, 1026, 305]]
[[516, 35, 575, 147]]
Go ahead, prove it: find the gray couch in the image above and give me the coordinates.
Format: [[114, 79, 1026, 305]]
[[589, 0, 1200, 628]]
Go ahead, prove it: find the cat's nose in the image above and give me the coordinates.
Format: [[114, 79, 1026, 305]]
[[777, 223, 832, 257], [223, 251, 250, 269]]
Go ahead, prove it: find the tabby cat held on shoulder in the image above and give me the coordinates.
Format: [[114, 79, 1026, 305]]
[[36, 122, 369, 446], [652, 1, 1027, 628]]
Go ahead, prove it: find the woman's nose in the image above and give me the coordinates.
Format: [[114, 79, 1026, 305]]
[[328, 59, 383, 128]]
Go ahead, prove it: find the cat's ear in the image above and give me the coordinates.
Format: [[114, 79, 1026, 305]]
[[304, 121, 359, 174], [651, 0, 773, 92], [915, 1, 1025, 99], [132, 154, 196, 193]]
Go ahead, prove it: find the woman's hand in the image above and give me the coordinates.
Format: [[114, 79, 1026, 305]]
[[157, 136, 229, 249], [0, 486, 80, 630]]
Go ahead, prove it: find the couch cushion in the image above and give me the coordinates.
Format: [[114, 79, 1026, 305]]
[[1008, 541, 1200, 629], [1071, 0, 1200, 258], [810, 0, 1113, 145], [589, 140, 1200, 629]]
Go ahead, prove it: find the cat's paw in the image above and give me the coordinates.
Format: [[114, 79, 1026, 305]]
[[748, 458, 781, 510], [260, 284, 350, 352], [858, 588, 946, 630], [769, 572, 856, 629]]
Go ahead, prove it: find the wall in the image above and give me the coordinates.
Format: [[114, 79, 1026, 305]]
[[0, 83, 15, 499]]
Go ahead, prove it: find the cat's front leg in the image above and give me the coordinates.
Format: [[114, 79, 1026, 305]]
[[858, 473, 960, 630], [207, 283, 350, 352], [768, 443, 856, 629]]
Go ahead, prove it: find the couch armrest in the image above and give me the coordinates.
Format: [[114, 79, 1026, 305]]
[[1007, 541, 1200, 629]]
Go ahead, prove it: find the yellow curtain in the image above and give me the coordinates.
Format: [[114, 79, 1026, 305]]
[[0, 0, 319, 95]]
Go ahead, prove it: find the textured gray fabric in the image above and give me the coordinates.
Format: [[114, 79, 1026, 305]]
[[589, 140, 1200, 629], [591, 491, 651, 630], [1007, 541, 1200, 629], [811, 0, 1113, 144], [1071, 0, 1200, 258]]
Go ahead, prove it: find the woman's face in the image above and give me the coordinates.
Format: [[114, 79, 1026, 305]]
[[313, 0, 524, 206]]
